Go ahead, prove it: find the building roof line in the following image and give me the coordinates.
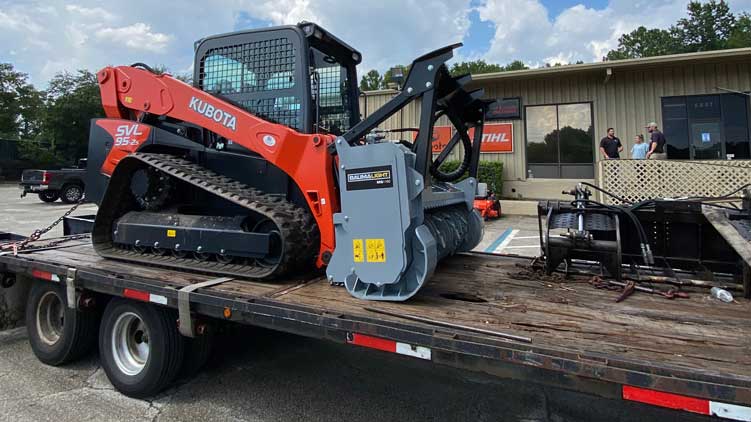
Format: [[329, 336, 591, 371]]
[[359, 48, 751, 95], [470, 48, 751, 81]]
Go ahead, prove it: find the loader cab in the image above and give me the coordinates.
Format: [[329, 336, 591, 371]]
[[193, 22, 361, 136]]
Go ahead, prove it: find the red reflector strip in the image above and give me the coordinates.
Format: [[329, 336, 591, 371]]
[[623, 385, 708, 414], [348, 333, 431, 360], [349, 333, 396, 352], [623, 386, 751, 421], [122, 288, 167, 305], [123, 288, 150, 302], [31, 269, 60, 282]]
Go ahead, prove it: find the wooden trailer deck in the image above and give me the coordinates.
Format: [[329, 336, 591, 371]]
[[2, 237, 750, 406]]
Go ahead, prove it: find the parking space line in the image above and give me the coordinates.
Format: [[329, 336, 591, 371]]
[[484, 227, 513, 253], [496, 230, 519, 252]]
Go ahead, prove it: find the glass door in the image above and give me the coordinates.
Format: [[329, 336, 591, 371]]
[[687, 96, 723, 160], [690, 121, 723, 159]]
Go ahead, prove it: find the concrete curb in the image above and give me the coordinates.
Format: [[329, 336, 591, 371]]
[[500, 200, 537, 216]]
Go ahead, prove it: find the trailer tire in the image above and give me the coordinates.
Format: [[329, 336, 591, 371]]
[[99, 299, 184, 398], [181, 332, 213, 378], [38, 191, 59, 202], [25, 281, 99, 366]]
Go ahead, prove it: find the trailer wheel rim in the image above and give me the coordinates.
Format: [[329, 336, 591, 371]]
[[111, 312, 150, 376], [36, 291, 64, 346]]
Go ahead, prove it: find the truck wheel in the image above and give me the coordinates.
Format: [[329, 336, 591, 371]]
[[25, 281, 99, 366], [99, 299, 184, 398], [38, 191, 60, 202], [60, 184, 83, 204]]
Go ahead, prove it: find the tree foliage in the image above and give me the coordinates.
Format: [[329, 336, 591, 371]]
[[449, 60, 503, 76], [37, 70, 104, 162], [728, 13, 751, 48], [359, 69, 381, 91], [606, 27, 679, 60], [449, 59, 528, 76], [606, 0, 749, 60], [0, 63, 43, 140], [358, 59, 529, 92]]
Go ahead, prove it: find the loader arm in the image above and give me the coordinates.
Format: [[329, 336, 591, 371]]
[[96, 66, 340, 266]]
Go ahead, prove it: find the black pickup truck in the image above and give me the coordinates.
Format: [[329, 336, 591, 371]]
[[19, 159, 86, 203]]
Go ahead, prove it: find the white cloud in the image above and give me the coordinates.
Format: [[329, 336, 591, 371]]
[[95, 23, 173, 52], [66, 23, 89, 47], [0, 8, 44, 33], [478, 0, 751, 66], [65, 4, 116, 21], [2, 0, 749, 88], [237, 0, 472, 71]]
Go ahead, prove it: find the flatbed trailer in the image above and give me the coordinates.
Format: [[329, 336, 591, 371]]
[[2, 237, 750, 420]]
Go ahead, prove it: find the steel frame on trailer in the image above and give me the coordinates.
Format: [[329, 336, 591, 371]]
[[1, 253, 750, 421]]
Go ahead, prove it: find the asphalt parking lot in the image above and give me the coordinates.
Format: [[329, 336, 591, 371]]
[[0, 184, 706, 421]]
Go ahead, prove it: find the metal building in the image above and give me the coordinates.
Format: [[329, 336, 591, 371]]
[[360, 48, 751, 199]]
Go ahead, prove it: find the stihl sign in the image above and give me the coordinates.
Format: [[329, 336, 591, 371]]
[[429, 123, 514, 154]]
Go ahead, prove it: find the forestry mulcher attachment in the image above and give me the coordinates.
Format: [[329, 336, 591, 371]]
[[86, 23, 490, 301]]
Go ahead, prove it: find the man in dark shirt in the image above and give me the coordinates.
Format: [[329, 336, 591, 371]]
[[599, 128, 623, 159], [645, 122, 667, 159]]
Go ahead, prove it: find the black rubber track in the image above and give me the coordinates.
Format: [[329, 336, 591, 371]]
[[92, 153, 319, 279]]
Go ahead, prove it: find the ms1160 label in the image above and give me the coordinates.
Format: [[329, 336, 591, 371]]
[[345, 165, 394, 191]]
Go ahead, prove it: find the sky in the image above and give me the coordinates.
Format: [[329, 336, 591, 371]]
[[1, 0, 750, 86]]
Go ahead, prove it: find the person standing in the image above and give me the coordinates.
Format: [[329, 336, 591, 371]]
[[599, 128, 623, 159], [645, 122, 667, 159], [631, 134, 649, 159]]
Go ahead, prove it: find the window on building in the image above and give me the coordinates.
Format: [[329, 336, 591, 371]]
[[661, 94, 750, 160], [525, 103, 594, 179]]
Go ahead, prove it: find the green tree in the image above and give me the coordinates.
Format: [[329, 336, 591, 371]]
[[0, 63, 43, 140], [36, 70, 104, 163], [450, 60, 503, 76], [449, 59, 527, 76], [728, 13, 751, 48], [606, 27, 679, 60], [503, 60, 529, 71], [672, 0, 736, 52], [606, 0, 741, 60], [359, 69, 382, 91], [175, 73, 193, 85]]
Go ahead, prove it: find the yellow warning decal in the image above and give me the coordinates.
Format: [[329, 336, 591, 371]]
[[353, 239, 364, 262], [124, 96, 133, 104], [167, 229, 176, 238], [366, 238, 386, 263]]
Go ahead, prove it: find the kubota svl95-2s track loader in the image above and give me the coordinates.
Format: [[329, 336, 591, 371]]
[[86, 22, 491, 301]]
